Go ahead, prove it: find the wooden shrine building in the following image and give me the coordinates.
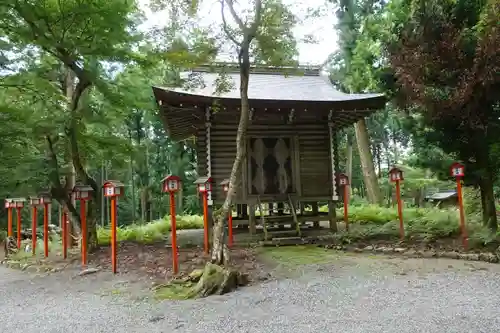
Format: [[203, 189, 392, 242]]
[[152, 64, 385, 236]]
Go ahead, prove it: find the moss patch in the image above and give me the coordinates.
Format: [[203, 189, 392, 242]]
[[154, 282, 194, 301], [258, 245, 341, 266]]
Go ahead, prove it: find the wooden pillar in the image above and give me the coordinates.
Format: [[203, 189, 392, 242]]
[[328, 200, 338, 232], [242, 204, 248, 218], [205, 106, 213, 206], [277, 202, 284, 215], [268, 203, 274, 216], [237, 204, 242, 218], [312, 202, 320, 228], [208, 206, 214, 240], [248, 203, 256, 235], [328, 111, 339, 202]]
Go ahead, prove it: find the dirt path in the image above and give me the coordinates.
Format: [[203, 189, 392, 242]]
[[2, 254, 500, 333]]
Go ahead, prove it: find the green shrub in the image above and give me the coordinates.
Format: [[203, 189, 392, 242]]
[[97, 214, 203, 245], [325, 203, 498, 247]]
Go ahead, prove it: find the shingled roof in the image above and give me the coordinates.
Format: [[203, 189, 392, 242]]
[[153, 64, 386, 140]]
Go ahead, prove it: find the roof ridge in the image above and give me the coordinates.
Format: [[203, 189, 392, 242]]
[[192, 62, 321, 76]]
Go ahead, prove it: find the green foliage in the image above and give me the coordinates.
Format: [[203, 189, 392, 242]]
[[327, 201, 500, 248], [96, 215, 203, 245], [386, 0, 500, 227]]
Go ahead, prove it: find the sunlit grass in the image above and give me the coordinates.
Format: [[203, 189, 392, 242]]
[[97, 215, 203, 245]]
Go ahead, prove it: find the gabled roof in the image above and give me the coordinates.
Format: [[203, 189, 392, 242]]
[[155, 66, 384, 103], [425, 190, 457, 200], [153, 64, 386, 141]]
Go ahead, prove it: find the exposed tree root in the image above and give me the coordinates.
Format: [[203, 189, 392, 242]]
[[187, 263, 249, 298], [3, 236, 18, 258]]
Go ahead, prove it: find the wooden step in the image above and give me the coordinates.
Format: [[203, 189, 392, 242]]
[[268, 230, 299, 237], [260, 237, 306, 246]]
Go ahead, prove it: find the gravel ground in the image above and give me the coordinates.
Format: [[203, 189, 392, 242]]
[[2, 254, 500, 333]]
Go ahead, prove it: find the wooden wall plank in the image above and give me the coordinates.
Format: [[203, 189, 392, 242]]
[[195, 122, 333, 203]]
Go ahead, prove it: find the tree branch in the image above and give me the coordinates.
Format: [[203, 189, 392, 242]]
[[45, 135, 65, 192], [248, 0, 263, 38], [221, 0, 241, 46], [66, 122, 99, 194], [224, 0, 246, 32]]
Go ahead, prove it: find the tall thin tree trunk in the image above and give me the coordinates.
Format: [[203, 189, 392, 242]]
[[393, 135, 399, 164], [100, 162, 105, 226], [354, 119, 382, 205], [128, 129, 136, 222], [65, 69, 78, 247], [178, 185, 183, 214], [376, 145, 382, 178], [211, 47, 252, 265]]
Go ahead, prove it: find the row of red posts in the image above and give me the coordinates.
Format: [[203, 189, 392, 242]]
[[162, 175, 233, 274], [4, 162, 468, 275], [337, 162, 468, 249], [4, 181, 125, 273], [4, 176, 230, 276]]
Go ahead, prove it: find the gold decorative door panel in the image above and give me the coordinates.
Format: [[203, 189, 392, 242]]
[[248, 137, 294, 195]]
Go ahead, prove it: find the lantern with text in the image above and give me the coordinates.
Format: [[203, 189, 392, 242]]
[[389, 167, 404, 182], [29, 197, 41, 206], [12, 198, 25, 208], [450, 162, 467, 249], [195, 176, 213, 194], [29, 196, 42, 255], [338, 173, 350, 231], [4, 199, 14, 237], [10, 198, 26, 249], [38, 191, 51, 257], [389, 167, 405, 240], [103, 180, 124, 198], [162, 175, 181, 194], [220, 178, 233, 247], [194, 176, 213, 254], [162, 175, 181, 274], [450, 162, 465, 178], [103, 180, 124, 274], [73, 184, 94, 201], [73, 184, 94, 266]]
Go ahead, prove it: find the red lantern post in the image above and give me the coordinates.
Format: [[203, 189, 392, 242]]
[[103, 180, 124, 274], [220, 179, 233, 247], [72, 184, 94, 267], [338, 173, 350, 231], [5, 199, 14, 237], [11, 198, 26, 249], [39, 192, 52, 257], [29, 197, 42, 255], [389, 167, 405, 240], [194, 177, 213, 254], [450, 162, 467, 249], [162, 175, 181, 274]]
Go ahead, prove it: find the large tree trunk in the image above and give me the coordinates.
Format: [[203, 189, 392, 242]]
[[354, 119, 382, 205], [476, 141, 497, 230], [68, 122, 101, 251], [65, 69, 78, 247]]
